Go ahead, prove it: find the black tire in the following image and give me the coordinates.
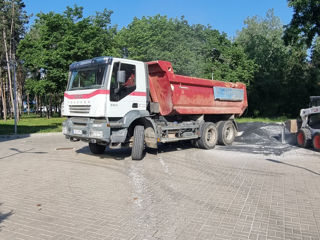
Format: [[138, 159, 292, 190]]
[[197, 122, 218, 149], [131, 125, 145, 160], [89, 142, 106, 154], [296, 128, 311, 148], [217, 120, 236, 145], [312, 133, 320, 152], [190, 139, 199, 148]]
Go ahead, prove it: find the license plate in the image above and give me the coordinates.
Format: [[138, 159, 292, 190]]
[[73, 129, 82, 135]]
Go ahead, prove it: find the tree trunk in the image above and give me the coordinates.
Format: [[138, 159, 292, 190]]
[[9, 1, 15, 61], [39, 96, 42, 117], [35, 95, 38, 115], [49, 94, 52, 118], [10, 3, 20, 122], [16, 65, 24, 120], [27, 93, 30, 115], [2, 16, 14, 120], [0, 71, 7, 121]]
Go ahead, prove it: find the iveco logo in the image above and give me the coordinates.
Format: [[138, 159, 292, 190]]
[[74, 95, 83, 99]]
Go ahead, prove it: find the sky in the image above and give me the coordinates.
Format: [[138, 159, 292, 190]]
[[24, 0, 293, 38]]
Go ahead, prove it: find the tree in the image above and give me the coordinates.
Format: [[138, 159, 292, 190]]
[[284, 0, 320, 47], [0, 0, 28, 121], [309, 37, 320, 95], [202, 28, 257, 85], [236, 9, 310, 117], [18, 5, 117, 117], [116, 15, 256, 84]]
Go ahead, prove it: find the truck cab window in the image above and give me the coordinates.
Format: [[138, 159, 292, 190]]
[[69, 66, 105, 90], [110, 62, 136, 101]]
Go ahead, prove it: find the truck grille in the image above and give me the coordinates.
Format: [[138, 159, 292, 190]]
[[69, 105, 91, 114]]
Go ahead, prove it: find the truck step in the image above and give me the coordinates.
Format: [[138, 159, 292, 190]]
[[160, 125, 199, 131], [160, 135, 199, 143], [109, 142, 122, 149]]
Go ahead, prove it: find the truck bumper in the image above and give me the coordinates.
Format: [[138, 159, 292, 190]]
[[62, 117, 111, 143]]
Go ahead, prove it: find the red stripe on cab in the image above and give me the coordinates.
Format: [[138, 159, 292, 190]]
[[64, 89, 110, 99], [64, 90, 147, 99], [130, 92, 147, 96]]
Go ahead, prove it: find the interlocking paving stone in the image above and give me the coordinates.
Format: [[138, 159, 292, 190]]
[[0, 133, 319, 239]]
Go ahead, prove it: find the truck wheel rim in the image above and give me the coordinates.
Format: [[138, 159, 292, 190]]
[[297, 132, 304, 145], [206, 127, 216, 144], [225, 126, 234, 141], [314, 135, 320, 150]]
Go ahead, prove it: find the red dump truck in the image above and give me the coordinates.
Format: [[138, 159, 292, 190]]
[[62, 57, 248, 159]]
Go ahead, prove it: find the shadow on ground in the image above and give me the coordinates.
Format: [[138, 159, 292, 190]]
[[76, 146, 132, 160], [75, 122, 320, 158], [0, 203, 14, 231], [75, 141, 195, 160], [265, 158, 320, 176], [0, 148, 47, 160]]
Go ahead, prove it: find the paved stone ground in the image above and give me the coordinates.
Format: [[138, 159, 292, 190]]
[[0, 131, 320, 240]]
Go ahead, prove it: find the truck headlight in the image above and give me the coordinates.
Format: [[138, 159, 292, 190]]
[[62, 126, 67, 134], [90, 130, 103, 138], [61, 102, 64, 116]]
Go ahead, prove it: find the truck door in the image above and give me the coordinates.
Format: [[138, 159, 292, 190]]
[[107, 61, 147, 118]]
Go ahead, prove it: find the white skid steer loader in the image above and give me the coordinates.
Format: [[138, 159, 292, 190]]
[[296, 96, 320, 151]]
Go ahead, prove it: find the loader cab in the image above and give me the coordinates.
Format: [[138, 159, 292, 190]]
[[309, 96, 320, 107]]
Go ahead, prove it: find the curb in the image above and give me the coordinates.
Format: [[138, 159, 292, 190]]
[[0, 132, 63, 139]]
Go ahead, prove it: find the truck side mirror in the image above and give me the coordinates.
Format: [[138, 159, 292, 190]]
[[117, 70, 126, 84]]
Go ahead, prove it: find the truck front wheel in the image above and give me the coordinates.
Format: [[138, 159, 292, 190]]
[[217, 120, 236, 145], [297, 128, 311, 148], [312, 133, 320, 151], [198, 122, 218, 149], [89, 142, 106, 154], [131, 125, 145, 160]]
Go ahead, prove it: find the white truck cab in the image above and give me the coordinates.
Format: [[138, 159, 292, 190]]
[[62, 57, 151, 158]]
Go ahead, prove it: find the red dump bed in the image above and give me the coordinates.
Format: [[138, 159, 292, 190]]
[[147, 61, 248, 116]]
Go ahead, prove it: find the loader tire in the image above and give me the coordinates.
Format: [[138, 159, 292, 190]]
[[89, 142, 106, 154], [197, 122, 218, 149], [131, 125, 145, 160], [217, 120, 236, 145], [296, 128, 311, 148], [312, 133, 320, 152]]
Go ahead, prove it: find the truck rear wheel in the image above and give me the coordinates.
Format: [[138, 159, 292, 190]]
[[197, 122, 218, 149], [312, 133, 320, 151], [297, 128, 311, 148], [131, 125, 145, 160], [89, 142, 106, 154], [217, 120, 236, 145]]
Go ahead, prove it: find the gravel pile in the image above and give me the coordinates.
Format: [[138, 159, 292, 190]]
[[222, 122, 296, 156], [236, 122, 284, 145]]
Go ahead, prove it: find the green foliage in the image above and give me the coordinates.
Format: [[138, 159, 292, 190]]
[[116, 15, 256, 83], [15, 5, 320, 120], [0, 0, 28, 47], [205, 42, 257, 85], [17, 5, 117, 110], [309, 37, 320, 94], [116, 15, 203, 76], [284, 0, 320, 47], [236, 10, 312, 117]]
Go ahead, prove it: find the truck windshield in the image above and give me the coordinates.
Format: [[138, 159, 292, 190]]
[[67, 66, 106, 91]]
